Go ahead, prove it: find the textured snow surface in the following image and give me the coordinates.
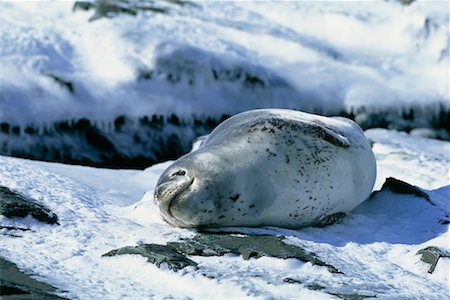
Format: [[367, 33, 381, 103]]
[[1, 0, 449, 124], [0, 129, 448, 299]]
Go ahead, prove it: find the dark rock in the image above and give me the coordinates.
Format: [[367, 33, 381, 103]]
[[102, 244, 198, 272], [283, 277, 302, 284], [168, 114, 180, 126], [72, 1, 95, 11], [0, 186, 59, 225], [0, 226, 31, 232], [0, 122, 10, 134], [0, 225, 31, 237], [371, 177, 430, 202], [103, 233, 340, 274], [0, 257, 66, 299], [2, 104, 447, 169], [395, 0, 415, 5], [137, 69, 154, 81], [73, 118, 91, 132], [11, 126, 20, 135], [416, 246, 450, 274], [73, 0, 177, 22], [163, 0, 195, 6], [24, 126, 38, 135], [46, 74, 75, 94], [328, 292, 376, 300], [350, 104, 450, 140], [167, 233, 341, 273], [85, 128, 116, 153], [113, 115, 129, 132], [307, 283, 326, 290], [0, 113, 224, 169], [284, 277, 375, 299]]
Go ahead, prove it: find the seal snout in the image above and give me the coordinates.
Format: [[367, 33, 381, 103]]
[[154, 169, 194, 222]]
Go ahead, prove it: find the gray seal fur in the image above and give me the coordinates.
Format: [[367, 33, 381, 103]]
[[154, 109, 376, 228]]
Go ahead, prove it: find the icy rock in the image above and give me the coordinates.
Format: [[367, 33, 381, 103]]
[[102, 244, 198, 272], [395, 0, 415, 5], [370, 177, 430, 202], [0, 186, 59, 225], [0, 114, 224, 169], [306, 283, 326, 291], [283, 278, 375, 299], [73, 0, 169, 22], [327, 292, 376, 300], [168, 233, 340, 273], [0, 226, 31, 238], [283, 277, 302, 284], [103, 233, 340, 273], [45, 74, 75, 94], [416, 246, 450, 274], [0, 257, 66, 299], [73, 0, 195, 22]]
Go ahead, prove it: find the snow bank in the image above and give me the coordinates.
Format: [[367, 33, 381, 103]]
[[0, 114, 224, 168], [1, 0, 448, 167], [1, 0, 448, 125]]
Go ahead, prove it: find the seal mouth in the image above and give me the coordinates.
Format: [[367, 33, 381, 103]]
[[167, 177, 194, 217], [154, 175, 194, 226]]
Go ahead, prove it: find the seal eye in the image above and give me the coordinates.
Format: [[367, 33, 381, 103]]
[[171, 169, 186, 177]]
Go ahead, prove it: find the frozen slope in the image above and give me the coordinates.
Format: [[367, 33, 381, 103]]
[[0, 129, 448, 299], [1, 0, 448, 123], [1, 0, 449, 167]]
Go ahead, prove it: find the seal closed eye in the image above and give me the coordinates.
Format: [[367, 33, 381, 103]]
[[154, 108, 376, 229]]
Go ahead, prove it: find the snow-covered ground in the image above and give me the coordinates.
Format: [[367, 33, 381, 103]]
[[1, 1, 449, 298], [0, 129, 448, 299], [1, 0, 448, 124]]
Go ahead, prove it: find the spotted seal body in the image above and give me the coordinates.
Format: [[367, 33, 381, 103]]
[[154, 109, 376, 228]]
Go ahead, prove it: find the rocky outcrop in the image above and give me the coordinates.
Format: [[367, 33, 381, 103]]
[[370, 177, 430, 202], [0, 186, 58, 225], [0, 258, 66, 299], [102, 244, 198, 271], [416, 246, 450, 274], [168, 234, 341, 273], [0, 114, 227, 169], [103, 234, 390, 298], [73, 0, 195, 22], [103, 233, 340, 273]]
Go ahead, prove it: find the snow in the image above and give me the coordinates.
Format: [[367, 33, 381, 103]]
[[366, 128, 450, 190], [0, 129, 448, 299], [0, 0, 449, 298], [1, 0, 448, 125]]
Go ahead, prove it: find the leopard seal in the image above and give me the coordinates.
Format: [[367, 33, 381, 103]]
[[154, 109, 376, 228]]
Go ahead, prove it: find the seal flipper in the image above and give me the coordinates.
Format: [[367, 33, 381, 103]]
[[315, 212, 347, 227]]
